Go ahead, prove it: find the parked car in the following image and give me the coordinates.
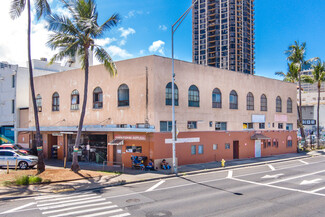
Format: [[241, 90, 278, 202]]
[[0, 150, 38, 169], [0, 144, 31, 155]]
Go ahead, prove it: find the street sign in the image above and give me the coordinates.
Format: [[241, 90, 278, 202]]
[[165, 137, 200, 144]]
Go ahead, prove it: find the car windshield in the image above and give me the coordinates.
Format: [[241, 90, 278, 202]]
[[15, 151, 28, 156]]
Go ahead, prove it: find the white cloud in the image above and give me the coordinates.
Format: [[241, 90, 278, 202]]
[[107, 45, 132, 59], [118, 27, 136, 39], [52, 7, 72, 18], [124, 10, 143, 19], [159, 25, 167, 31], [119, 39, 126, 46], [149, 40, 165, 56], [95, 37, 116, 47], [139, 50, 146, 55]]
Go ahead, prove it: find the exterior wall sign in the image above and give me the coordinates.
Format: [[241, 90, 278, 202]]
[[274, 114, 288, 122], [52, 133, 62, 136], [115, 135, 146, 141], [165, 137, 200, 144], [252, 115, 265, 123], [302, 119, 316, 125]]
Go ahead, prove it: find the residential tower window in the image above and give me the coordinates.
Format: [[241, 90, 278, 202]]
[[287, 97, 292, 113], [260, 94, 267, 111], [12, 75, 15, 88], [36, 94, 42, 112], [278, 123, 283, 129], [118, 84, 129, 107], [166, 82, 178, 106], [243, 122, 253, 129], [160, 121, 173, 132], [188, 85, 200, 107], [52, 92, 59, 111], [276, 96, 282, 112], [93, 87, 103, 109], [212, 88, 222, 108], [229, 90, 238, 109], [71, 89, 79, 110], [187, 121, 197, 129], [286, 123, 293, 130], [246, 92, 254, 110], [259, 123, 265, 129], [215, 122, 227, 130], [11, 99, 15, 114]]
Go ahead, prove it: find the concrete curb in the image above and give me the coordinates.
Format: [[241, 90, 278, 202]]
[[0, 153, 316, 200]]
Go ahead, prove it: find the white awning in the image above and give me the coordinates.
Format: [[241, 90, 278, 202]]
[[108, 139, 124, 146]]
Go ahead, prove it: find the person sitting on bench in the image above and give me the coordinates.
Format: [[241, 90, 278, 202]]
[[145, 159, 155, 171], [161, 159, 171, 170]]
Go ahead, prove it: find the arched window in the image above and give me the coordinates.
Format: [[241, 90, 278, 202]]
[[287, 97, 292, 113], [276, 96, 282, 112], [287, 135, 292, 147], [118, 84, 129, 107], [93, 87, 103, 109], [165, 82, 178, 106], [212, 88, 222, 108], [188, 85, 199, 107], [52, 92, 59, 111], [36, 94, 42, 112], [246, 92, 254, 110], [260, 94, 267, 111], [229, 90, 238, 109], [71, 89, 79, 110]]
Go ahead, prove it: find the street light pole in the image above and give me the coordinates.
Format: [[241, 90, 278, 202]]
[[171, 0, 198, 174]]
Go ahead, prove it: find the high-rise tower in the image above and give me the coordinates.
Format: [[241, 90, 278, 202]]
[[192, 0, 255, 74]]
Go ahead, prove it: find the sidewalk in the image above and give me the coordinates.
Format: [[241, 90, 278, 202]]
[[0, 151, 323, 200]]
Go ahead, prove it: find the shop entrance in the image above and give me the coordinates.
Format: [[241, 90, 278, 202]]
[[233, 140, 239, 159], [113, 145, 122, 165], [48, 135, 58, 159]]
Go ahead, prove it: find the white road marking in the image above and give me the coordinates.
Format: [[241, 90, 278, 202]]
[[261, 174, 284, 179], [267, 169, 325, 185], [300, 178, 322, 185], [35, 192, 89, 200], [37, 193, 97, 202], [39, 198, 106, 210], [268, 164, 275, 171], [299, 160, 309, 165], [75, 209, 125, 217], [145, 180, 165, 192], [42, 202, 113, 214], [49, 207, 122, 217], [0, 202, 36, 214], [311, 186, 325, 193], [109, 213, 131, 217], [37, 196, 102, 207], [227, 170, 233, 178], [231, 177, 325, 197]]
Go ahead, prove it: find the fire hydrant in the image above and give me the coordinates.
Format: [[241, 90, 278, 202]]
[[221, 159, 226, 168]]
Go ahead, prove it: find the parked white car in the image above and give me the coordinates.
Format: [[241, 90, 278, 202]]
[[0, 150, 38, 169]]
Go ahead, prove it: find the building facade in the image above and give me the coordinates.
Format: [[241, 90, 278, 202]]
[[17, 56, 297, 168], [192, 0, 255, 74], [0, 62, 18, 144]]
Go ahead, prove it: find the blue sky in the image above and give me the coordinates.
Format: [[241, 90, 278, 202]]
[[1, 0, 324, 79]]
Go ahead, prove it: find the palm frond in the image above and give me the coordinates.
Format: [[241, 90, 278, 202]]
[[94, 13, 120, 38], [301, 75, 314, 84], [94, 46, 117, 76], [10, 0, 26, 20], [35, 0, 51, 20]]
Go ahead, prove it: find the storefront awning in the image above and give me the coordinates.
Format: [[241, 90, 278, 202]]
[[251, 134, 270, 140], [108, 139, 124, 146]]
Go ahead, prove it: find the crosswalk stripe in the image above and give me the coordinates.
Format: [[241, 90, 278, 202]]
[[35, 193, 86, 200], [37, 194, 97, 203], [75, 209, 124, 217], [49, 207, 123, 217], [42, 202, 113, 214], [39, 198, 106, 210], [37, 196, 102, 207], [109, 213, 131, 217]]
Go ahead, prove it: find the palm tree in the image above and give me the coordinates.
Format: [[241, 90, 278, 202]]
[[302, 60, 325, 149], [10, 0, 51, 173], [47, 0, 120, 172], [275, 62, 299, 83]]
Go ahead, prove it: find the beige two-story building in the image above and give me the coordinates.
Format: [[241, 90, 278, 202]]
[[17, 55, 298, 168]]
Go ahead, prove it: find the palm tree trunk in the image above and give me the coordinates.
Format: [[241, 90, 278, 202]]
[[317, 82, 320, 149], [71, 48, 89, 172], [298, 68, 306, 143], [27, 0, 45, 173]]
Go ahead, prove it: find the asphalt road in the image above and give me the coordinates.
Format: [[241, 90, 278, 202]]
[[1, 156, 325, 217]]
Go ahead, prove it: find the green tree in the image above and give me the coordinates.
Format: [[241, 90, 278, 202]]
[[10, 0, 51, 174], [47, 0, 120, 172], [302, 60, 325, 148], [275, 62, 299, 83]]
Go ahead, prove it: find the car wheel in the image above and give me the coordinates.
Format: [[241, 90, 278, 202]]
[[19, 161, 28, 170]]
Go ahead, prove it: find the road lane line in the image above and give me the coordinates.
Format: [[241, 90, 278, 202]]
[[230, 177, 325, 197], [145, 180, 165, 192], [311, 186, 325, 193], [37, 193, 98, 203], [299, 160, 309, 165], [49, 207, 122, 217], [227, 170, 233, 178], [268, 164, 275, 171], [267, 169, 325, 185], [0, 202, 36, 214], [109, 213, 131, 217], [37, 196, 102, 207], [39, 198, 106, 210], [43, 203, 115, 214], [75, 209, 124, 217]]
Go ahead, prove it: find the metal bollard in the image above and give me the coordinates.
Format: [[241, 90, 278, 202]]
[[221, 159, 226, 168]]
